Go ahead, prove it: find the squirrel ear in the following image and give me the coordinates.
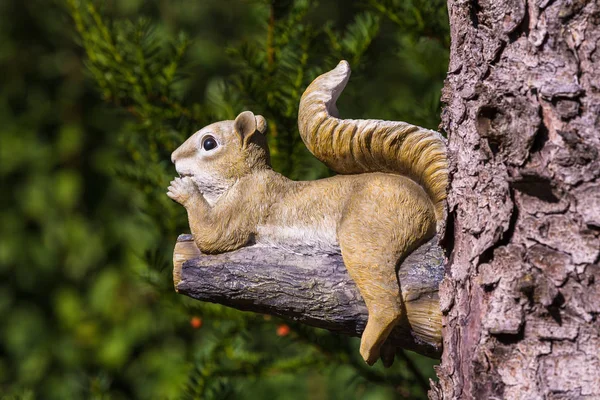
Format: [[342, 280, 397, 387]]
[[255, 115, 267, 135], [234, 111, 257, 146]]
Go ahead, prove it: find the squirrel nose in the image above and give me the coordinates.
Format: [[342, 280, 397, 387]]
[[171, 140, 195, 163], [171, 145, 187, 163]]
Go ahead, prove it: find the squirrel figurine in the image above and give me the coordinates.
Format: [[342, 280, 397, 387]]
[[167, 61, 448, 366]]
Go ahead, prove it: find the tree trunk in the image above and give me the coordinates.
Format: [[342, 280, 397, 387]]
[[433, 0, 600, 398]]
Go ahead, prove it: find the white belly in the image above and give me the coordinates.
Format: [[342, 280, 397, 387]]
[[255, 222, 340, 255]]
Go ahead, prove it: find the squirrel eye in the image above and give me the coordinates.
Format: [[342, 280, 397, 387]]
[[202, 136, 218, 151]]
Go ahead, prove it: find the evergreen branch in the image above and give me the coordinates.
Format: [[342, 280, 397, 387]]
[[365, 0, 449, 42], [340, 12, 381, 66]]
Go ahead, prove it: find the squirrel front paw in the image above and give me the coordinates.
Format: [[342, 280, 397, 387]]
[[167, 177, 198, 206]]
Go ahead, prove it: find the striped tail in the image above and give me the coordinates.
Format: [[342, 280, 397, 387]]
[[298, 60, 448, 221]]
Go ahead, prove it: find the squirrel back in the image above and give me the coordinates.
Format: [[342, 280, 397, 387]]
[[298, 61, 448, 221]]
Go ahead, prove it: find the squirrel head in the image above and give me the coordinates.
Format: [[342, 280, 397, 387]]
[[171, 111, 270, 204]]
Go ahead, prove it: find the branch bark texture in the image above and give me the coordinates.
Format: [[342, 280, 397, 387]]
[[434, 0, 600, 398], [174, 234, 444, 359]]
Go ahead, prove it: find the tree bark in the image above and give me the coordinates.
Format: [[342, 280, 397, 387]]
[[174, 234, 444, 359], [433, 0, 600, 398]]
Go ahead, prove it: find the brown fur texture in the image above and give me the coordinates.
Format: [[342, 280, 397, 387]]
[[299, 61, 448, 221], [167, 61, 448, 366]]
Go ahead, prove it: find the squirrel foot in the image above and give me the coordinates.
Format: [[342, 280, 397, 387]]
[[360, 338, 381, 366], [359, 311, 403, 365]]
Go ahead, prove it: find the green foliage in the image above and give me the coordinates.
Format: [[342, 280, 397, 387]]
[[1, 0, 448, 398]]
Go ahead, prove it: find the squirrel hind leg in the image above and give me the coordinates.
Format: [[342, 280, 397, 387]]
[[339, 237, 403, 366], [338, 185, 431, 365]]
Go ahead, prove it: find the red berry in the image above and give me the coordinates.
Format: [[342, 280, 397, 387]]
[[190, 316, 202, 329], [276, 324, 290, 337]]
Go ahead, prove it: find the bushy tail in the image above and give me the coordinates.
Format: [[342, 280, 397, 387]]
[[298, 61, 448, 221]]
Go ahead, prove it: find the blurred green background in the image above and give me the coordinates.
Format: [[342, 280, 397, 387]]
[[0, 0, 448, 398]]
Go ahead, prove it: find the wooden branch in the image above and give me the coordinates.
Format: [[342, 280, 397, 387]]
[[173, 235, 445, 358]]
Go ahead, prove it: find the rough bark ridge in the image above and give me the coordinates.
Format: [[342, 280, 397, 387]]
[[432, 0, 600, 398]]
